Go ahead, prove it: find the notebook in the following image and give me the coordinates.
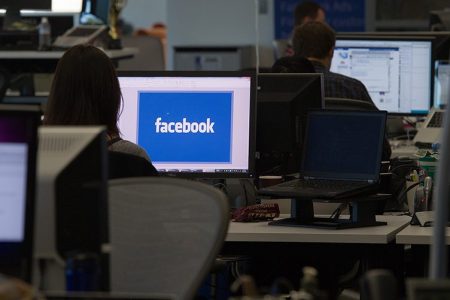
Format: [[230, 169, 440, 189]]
[[259, 110, 387, 199], [413, 108, 444, 146]]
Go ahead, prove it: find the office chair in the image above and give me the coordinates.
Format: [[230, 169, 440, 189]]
[[324, 97, 377, 111], [108, 177, 229, 300], [360, 269, 397, 300], [108, 151, 158, 179]]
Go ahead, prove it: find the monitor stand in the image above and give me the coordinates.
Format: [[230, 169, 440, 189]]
[[269, 196, 389, 229]]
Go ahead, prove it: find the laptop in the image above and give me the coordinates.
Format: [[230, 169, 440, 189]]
[[259, 110, 387, 199], [413, 108, 445, 146]]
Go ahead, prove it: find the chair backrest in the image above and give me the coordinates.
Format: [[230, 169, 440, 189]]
[[324, 97, 377, 111], [108, 177, 229, 300], [118, 35, 165, 71], [108, 151, 158, 179], [360, 269, 397, 300]]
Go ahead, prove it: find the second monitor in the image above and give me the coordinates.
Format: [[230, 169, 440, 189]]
[[256, 73, 324, 175], [331, 36, 433, 115]]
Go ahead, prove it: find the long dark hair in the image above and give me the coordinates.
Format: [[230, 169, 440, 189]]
[[44, 44, 121, 137]]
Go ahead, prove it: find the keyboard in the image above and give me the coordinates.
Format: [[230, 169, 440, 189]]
[[427, 111, 444, 128], [279, 179, 368, 192]]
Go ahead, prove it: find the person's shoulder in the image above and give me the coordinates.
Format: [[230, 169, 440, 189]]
[[327, 71, 366, 88], [108, 139, 151, 161]]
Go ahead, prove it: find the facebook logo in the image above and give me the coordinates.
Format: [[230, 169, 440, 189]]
[[138, 92, 233, 163], [154, 117, 215, 133]]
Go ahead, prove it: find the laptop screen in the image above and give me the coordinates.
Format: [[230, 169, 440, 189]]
[[301, 110, 386, 181]]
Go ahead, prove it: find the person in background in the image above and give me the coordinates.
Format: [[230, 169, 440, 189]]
[[292, 21, 376, 105], [44, 44, 151, 162], [291, 21, 392, 160], [271, 55, 316, 73], [294, 1, 326, 26], [285, 1, 326, 56]]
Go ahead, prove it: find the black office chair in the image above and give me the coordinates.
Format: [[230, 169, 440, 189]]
[[360, 269, 397, 300], [324, 97, 377, 111], [108, 151, 158, 179]]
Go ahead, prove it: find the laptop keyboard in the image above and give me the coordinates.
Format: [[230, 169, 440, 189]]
[[280, 179, 368, 191], [427, 111, 444, 128]]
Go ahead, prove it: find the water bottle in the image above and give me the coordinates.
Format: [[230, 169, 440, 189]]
[[38, 17, 51, 51]]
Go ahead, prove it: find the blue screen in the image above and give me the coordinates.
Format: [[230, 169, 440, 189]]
[[137, 91, 233, 164]]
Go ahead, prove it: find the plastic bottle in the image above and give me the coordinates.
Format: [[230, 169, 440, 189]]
[[38, 17, 51, 51]]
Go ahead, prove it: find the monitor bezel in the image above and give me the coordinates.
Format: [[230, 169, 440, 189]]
[[334, 35, 435, 116], [117, 70, 257, 179], [0, 104, 40, 281], [255, 73, 324, 175]]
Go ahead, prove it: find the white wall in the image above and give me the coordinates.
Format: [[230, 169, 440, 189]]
[[121, 0, 167, 29]]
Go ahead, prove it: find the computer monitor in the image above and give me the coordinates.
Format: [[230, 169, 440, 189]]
[[256, 73, 324, 175], [118, 71, 256, 178], [434, 60, 450, 109], [80, 0, 110, 25], [330, 36, 433, 115], [1, 0, 51, 30], [338, 32, 450, 60], [0, 104, 39, 281], [34, 126, 108, 290]]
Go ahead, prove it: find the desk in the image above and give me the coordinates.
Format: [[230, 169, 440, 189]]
[[0, 48, 138, 96], [226, 215, 411, 244], [397, 225, 450, 245], [391, 145, 418, 158], [0, 48, 138, 60], [224, 215, 411, 297]]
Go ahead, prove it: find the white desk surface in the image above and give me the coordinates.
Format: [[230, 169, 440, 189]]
[[226, 215, 411, 244], [0, 47, 138, 59], [396, 225, 450, 245], [390, 145, 418, 158]]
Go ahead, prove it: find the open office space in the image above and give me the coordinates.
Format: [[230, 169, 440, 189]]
[[2, 0, 450, 299]]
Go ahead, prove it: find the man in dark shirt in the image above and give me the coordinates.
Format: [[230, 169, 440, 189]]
[[291, 21, 391, 160], [292, 21, 376, 106]]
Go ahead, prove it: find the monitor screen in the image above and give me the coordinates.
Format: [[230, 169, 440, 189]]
[[330, 37, 433, 115], [0, 105, 39, 280], [434, 60, 450, 109], [118, 71, 256, 178], [256, 73, 324, 175]]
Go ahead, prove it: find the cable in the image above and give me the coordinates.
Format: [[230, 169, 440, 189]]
[[396, 181, 421, 212]]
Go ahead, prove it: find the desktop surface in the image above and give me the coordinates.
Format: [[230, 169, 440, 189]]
[[118, 71, 256, 178], [227, 215, 411, 244], [331, 37, 433, 115]]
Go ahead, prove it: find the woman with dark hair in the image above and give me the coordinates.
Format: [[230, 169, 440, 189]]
[[44, 44, 150, 161]]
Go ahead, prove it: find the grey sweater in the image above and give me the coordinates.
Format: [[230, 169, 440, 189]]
[[108, 139, 151, 162]]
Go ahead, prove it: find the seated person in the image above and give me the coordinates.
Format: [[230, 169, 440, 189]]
[[285, 1, 327, 56], [290, 22, 392, 160], [271, 55, 316, 73], [44, 44, 156, 169], [292, 21, 377, 106]]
